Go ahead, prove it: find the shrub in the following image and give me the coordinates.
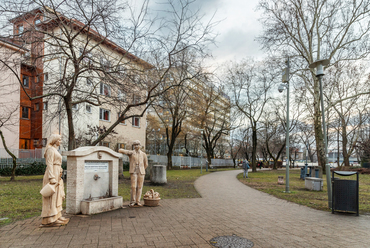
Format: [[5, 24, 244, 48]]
[[122, 161, 129, 171], [0, 162, 46, 176]]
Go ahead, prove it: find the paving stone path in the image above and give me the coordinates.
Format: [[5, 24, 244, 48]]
[[1, 169, 370, 247]]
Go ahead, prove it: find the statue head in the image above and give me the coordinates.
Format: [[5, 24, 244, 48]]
[[44, 133, 62, 157], [48, 133, 62, 147], [132, 140, 141, 150]]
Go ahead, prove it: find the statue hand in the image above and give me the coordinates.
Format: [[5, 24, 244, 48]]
[[50, 179, 57, 184]]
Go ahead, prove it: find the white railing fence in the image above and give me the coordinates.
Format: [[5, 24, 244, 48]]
[[0, 148, 46, 169], [0, 149, 234, 169], [148, 155, 234, 168]]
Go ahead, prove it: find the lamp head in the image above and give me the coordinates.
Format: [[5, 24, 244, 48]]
[[309, 59, 330, 76], [278, 84, 286, 93]]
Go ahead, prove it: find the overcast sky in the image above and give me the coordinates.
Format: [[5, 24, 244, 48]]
[[200, 0, 264, 63], [141, 0, 265, 69], [189, 0, 265, 68]]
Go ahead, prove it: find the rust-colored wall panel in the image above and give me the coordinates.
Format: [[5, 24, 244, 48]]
[[19, 65, 43, 149]]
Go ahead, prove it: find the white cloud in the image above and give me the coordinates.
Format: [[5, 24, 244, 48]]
[[201, 0, 265, 66]]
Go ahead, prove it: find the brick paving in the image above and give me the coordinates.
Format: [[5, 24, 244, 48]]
[[1, 169, 370, 247]]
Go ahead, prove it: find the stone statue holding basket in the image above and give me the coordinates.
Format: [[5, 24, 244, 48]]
[[40, 134, 69, 226]]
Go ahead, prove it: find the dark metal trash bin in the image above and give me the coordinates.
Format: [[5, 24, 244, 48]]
[[331, 171, 359, 216]]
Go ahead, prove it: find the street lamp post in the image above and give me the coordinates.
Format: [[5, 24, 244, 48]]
[[279, 57, 290, 193], [309, 59, 332, 208], [200, 129, 204, 174]]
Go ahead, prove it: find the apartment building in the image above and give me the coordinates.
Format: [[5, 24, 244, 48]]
[[0, 7, 152, 152], [147, 69, 231, 157]]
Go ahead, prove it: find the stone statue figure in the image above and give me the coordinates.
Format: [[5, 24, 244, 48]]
[[41, 134, 68, 226], [119, 140, 148, 207]]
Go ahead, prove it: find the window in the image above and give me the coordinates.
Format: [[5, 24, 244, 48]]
[[86, 78, 92, 86], [44, 72, 48, 81], [43, 102, 48, 110], [117, 65, 125, 74], [100, 83, 111, 96], [21, 107, 29, 119], [35, 19, 41, 25], [118, 113, 126, 124], [99, 108, 110, 121], [133, 94, 141, 104], [19, 139, 30, 149], [23, 76, 29, 88], [42, 138, 47, 147], [83, 52, 92, 64], [34, 103, 40, 111], [86, 104, 91, 113], [36, 75, 40, 83], [18, 25, 23, 34], [72, 104, 78, 110], [100, 57, 111, 71], [118, 90, 126, 101], [100, 141, 110, 148], [79, 47, 84, 56], [117, 143, 125, 151], [132, 117, 140, 127]]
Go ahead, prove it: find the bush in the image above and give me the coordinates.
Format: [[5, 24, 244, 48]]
[[122, 161, 129, 171], [0, 162, 46, 176]]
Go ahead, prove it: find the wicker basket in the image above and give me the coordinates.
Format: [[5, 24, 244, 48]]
[[144, 198, 160, 207]]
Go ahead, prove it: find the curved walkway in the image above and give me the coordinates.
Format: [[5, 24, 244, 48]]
[[1, 170, 370, 247]]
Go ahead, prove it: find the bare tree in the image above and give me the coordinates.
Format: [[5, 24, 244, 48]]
[[225, 58, 278, 172], [258, 0, 370, 172], [0, 106, 18, 181], [229, 129, 244, 168], [325, 62, 370, 167], [153, 69, 192, 170], [191, 79, 232, 165], [260, 110, 285, 170], [0, 0, 217, 150]]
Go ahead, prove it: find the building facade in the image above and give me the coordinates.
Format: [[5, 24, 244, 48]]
[[0, 7, 151, 153]]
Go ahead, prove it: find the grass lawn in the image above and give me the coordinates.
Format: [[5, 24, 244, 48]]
[[238, 169, 370, 214], [0, 167, 233, 226]]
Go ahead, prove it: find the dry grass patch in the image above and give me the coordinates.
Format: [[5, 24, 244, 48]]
[[238, 169, 370, 214]]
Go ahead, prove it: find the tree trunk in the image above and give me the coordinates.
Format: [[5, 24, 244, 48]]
[[64, 98, 76, 151], [0, 130, 17, 181], [252, 127, 257, 172], [166, 128, 177, 170], [341, 118, 350, 167], [166, 151, 172, 170], [313, 79, 326, 174]]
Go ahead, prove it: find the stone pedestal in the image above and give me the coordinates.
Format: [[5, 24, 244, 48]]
[[62, 146, 123, 215], [305, 177, 323, 191], [80, 196, 123, 215], [151, 165, 167, 184]]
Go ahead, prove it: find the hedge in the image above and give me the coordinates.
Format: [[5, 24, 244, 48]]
[[0, 162, 47, 176]]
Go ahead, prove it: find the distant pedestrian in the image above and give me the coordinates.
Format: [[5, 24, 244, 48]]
[[242, 159, 250, 178], [258, 161, 263, 170]]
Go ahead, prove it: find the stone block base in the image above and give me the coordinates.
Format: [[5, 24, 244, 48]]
[[80, 196, 123, 215], [305, 177, 323, 191]]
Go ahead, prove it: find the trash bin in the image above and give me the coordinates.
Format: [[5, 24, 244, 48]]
[[331, 171, 359, 216]]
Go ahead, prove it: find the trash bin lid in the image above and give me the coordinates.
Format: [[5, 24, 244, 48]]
[[333, 171, 358, 176]]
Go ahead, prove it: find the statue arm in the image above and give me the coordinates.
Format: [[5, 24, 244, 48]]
[[45, 148, 57, 184], [144, 153, 148, 169], [118, 149, 132, 156]]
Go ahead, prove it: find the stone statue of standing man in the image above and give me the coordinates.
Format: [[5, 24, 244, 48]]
[[119, 140, 148, 207]]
